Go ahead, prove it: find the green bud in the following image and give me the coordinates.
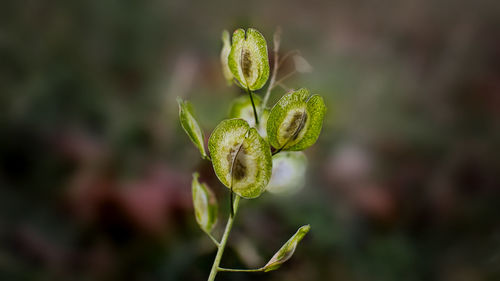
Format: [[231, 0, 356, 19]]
[[228, 95, 269, 140], [228, 28, 270, 91], [267, 88, 326, 151], [258, 108, 269, 140], [192, 173, 218, 233], [228, 95, 262, 128], [220, 30, 233, 85], [177, 97, 208, 159], [263, 225, 311, 272], [208, 119, 272, 199], [267, 151, 307, 194]]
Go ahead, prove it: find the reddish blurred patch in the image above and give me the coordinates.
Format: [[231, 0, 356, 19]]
[[58, 131, 192, 236]]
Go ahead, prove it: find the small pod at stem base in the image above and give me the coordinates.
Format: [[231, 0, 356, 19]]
[[192, 173, 218, 233]]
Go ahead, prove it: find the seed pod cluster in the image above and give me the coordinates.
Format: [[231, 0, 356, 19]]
[[178, 27, 326, 278]]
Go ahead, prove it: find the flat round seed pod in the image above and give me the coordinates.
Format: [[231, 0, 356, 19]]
[[267, 151, 307, 195], [267, 88, 326, 151], [208, 119, 272, 199], [228, 28, 270, 91]]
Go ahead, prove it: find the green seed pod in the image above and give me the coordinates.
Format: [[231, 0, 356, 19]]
[[228, 28, 270, 91], [177, 97, 207, 159], [192, 173, 218, 233], [258, 108, 270, 140], [267, 151, 307, 194], [208, 119, 272, 199], [263, 225, 311, 272], [267, 88, 326, 151], [220, 30, 233, 85], [228, 95, 269, 140], [228, 95, 262, 127]]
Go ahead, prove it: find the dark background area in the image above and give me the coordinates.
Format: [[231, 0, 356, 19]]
[[1, 0, 500, 280]]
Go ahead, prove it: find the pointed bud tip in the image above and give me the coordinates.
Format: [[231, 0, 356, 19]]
[[222, 30, 229, 41], [299, 224, 311, 234], [262, 224, 311, 272], [178, 98, 208, 158]]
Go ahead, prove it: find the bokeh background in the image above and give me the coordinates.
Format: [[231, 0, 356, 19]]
[[1, 0, 500, 280]]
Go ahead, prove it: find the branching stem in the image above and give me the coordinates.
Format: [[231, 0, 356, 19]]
[[277, 82, 290, 91], [246, 87, 259, 125], [272, 147, 283, 156], [278, 49, 300, 69], [206, 232, 220, 247], [261, 29, 281, 112], [207, 196, 241, 281], [271, 70, 296, 91], [217, 267, 264, 272]]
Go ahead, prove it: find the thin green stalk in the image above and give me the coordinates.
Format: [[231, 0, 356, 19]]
[[206, 232, 220, 247], [207, 196, 241, 281], [271, 70, 295, 90], [272, 147, 283, 156], [217, 267, 263, 272], [246, 87, 259, 125]]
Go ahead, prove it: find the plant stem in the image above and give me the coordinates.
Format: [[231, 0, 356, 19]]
[[276, 81, 290, 91], [207, 196, 241, 281], [278, 49, 299, 69], [217, 267, 263, 272], [246, 87, 259, 125], [272, 147, 283, 156], [261, 31, 280, 112], [271, 70, 296, 91], [206, 232, 220, 247]]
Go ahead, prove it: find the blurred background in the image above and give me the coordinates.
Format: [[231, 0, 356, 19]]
[[1, 0, 500, 280]]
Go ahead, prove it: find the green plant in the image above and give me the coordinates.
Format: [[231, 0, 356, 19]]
[[178, 27, 326, 281]]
